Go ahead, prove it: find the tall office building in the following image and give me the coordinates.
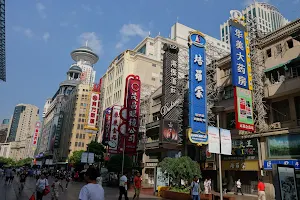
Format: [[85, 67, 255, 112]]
[[0, 119, 9, 143], [220, 2, 289, 44]]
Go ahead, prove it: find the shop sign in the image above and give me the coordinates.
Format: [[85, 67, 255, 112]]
[[264, 160, 300, 170], [86, 92, 100, 130], [161, 119, 178, 143], [223, 138, 258, 160], [146, 162, 158, 167], [32, 121, 41, 145], [267, 134, 300, 158], [101, 108, 111, 146], [54, 112, 64, 148], [222, 160, 259, 171], [107, 105, 121, 154]]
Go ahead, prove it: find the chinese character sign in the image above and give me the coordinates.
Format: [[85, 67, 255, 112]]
[[32, 121, 41, 145], [234, 87, 254, 132], [124, 75, 141, 154], [244, 32, 253, 90], [229, 21, 251, 90], [101, 108, 111, 146], [86, 92, 100, 130], [188, 32, 208, 144], [108, 105, 121, 154]]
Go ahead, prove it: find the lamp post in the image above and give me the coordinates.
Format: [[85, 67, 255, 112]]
[[211, 105, 225, 200]]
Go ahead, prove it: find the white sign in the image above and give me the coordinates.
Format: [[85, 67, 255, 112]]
[[220, 129, 232, 155], [160, 99, 182, 117], [81, 152, 95, 164], [208, 126, 220, 154], [108, 105, 121, 153], [156, 167, 170, 190]]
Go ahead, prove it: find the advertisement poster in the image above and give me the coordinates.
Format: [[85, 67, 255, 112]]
[[156, 167, 170, 190], [234, 87, 254, 132], [223, 138, 258, 160], [161, 119, 178, 143], [220, 129, 232, 155], [86, 92, 100, 130], [278, 166, 298, 200], [268, 134, 300, 158], [32, 121, 41, 145], [208, 126, 220, 154], [108, 105, 121, 154], [188, 32, 208, 144], [101, 108, 111, 146]]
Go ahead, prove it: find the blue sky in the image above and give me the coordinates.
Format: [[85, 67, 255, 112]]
[[0, 0, 299, 122]]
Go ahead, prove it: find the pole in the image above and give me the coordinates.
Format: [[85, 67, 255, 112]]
[[121, 137, 126, 175], [217, 113, 223, 200]]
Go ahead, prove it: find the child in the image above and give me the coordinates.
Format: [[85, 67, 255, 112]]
[[51, 177, 64, 200]]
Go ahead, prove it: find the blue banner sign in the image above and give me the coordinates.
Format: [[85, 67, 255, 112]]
[[263, 160, 300, 170], [229, 21, 250, 90], [188, 32, 207, 144]]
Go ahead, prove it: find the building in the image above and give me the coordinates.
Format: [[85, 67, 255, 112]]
[[36, 63, 83, 163], [220, 2, 289, 44], [4, 104, 39, 160], [0, 143, 11, 158], [215, 19, 300, 197], [0, 119, 9, 143], [0, 0, 5, 82]]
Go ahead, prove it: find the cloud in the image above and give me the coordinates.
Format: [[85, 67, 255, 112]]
[[79, 32, 103, 55], [82, 4, 92, 12], [59, 22, 69, 27], [13, 26, 34, 38], [71, 10, 77, 15], [43, 32, 50, 42], [116, 24, 148, 49], [36, 2, 46, 19], [293, 0, 299, 4]]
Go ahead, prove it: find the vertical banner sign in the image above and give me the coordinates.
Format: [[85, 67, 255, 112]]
[[208, 126, 220, 154], [160, 43, 180, 143], [32, 121, 41, 145], [124, 75, 141, 154], [220, 129, 232, 155], [86, 92, 100, 130], [244, 32, 253, 90], [234, 87, 254, 131], [187, 32, 208, 145], [101, 108, 111, 145], [54, 111, 64, 148], [108, 105, 121, 154], [229, 20, 251, 90]]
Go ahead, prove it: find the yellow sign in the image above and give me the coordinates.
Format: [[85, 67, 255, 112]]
[[187, 128, 208, 146], [222, 160, 259, 171], [244, 32, 253, 90]]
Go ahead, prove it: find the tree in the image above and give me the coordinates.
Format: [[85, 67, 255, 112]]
[[16, 158, 32, 167], [159, 156, 201, 186], [87, 141, 106, 162], [107, 154, 133, 173], [0, 157, 16, 166], [69, 150, 85, 165]]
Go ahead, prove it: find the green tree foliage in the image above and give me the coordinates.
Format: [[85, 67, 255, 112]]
[[69, 150, 85, 165], [0, 157, 16, 166], [0, 157, 32, 167], [87, 141, 106, 162], [107, 154, 133, 173], [159, 156, 201, 186], [16, 158, 32, 167]]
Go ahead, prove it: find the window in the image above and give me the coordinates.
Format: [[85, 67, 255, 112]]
[[77, 124, 80, 129], [287, 39, 294, 49], [83, 134, 85, 139], [76, 133, 79, 139], [75, 142, 78, 147], [81, 124, 84, 130], [82, 142, 84, 147], [276, 44, 282, 54], [223, 85, 234, 99], [272, 99, 291, 122], [266, 49, 272, 57], [152, 64, 156, 67], [152, 112, 162, 121], [79, 134, 82, 139], [150, 42, 154, 46], [224, 68, 231, 77], [151, 77, 156, 81], [226, 112, 235, 129]]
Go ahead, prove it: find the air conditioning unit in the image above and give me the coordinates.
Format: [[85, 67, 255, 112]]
[[270, 122, 281, 129]]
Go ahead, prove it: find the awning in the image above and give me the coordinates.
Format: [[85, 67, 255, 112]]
[[264, 56, 300, 73]]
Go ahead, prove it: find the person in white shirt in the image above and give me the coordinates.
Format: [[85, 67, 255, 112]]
[[79, 167, 105, 200], [119, 172, 129, 200], [235, 179, 243, 195]]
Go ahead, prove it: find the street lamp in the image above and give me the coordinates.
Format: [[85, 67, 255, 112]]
[[211, 105, 225, 200]]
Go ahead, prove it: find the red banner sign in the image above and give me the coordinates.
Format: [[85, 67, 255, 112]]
[[32, 121, 41, 145]]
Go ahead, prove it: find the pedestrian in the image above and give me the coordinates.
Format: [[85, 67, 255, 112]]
[[258, 178, 266, 200], [9, 169, 16, 184], [207, 178, 212, 193], [4, 167, 12, 185], [36, 174, 49, 200], [119, 172, 129, 200], [190, 175, 200, 200], [235, 179, 243, 195], [19, 170, 27, 192], [74, 171, 79, 181], [51, 176, 64, 200], [204, 179, 209, 194], [65, 172, 71, 189], [79, 168, 105, 200], [133, 172, 142, 200]]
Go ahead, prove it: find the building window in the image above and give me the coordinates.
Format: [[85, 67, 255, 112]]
[[266, 49, 272, 57], [224, 68, 231, 77], [226, 112, 235, 129], [276, 44, 282, 54], [77, 124, 80, 129], [81, 142, 84, 147], [79, 134, 82, 139], [152, 112, 162, 121], [150, 42, 154, 46], [151, 77, 156, 81], [152, 64, 156, 67], [76, 133, 79, 139], [83, 134, 85, 139], [223, 85, 234, 99], [137, 45, 146, 54], [287, 39, 294, 49], [75, 142, 78, 147], [272, 99, 291, 122]]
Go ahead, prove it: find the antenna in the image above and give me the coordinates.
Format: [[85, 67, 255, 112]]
[[85, 40, 88, 47], [148, 31, 151, 36], [177, 16, 179, 23]]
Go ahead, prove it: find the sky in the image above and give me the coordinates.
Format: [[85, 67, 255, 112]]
[[0, 0, 299, 122]]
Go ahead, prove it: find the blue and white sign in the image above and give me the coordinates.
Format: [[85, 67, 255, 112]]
[[263, 160, 300, 170], [188, 32, 207, 144], [229, 22, 249, 90]]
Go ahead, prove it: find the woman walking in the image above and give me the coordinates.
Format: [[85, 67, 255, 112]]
[[36, 174, 49, 200]]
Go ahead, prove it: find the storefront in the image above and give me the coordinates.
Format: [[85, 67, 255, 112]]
[[222, 138, 259, 194]]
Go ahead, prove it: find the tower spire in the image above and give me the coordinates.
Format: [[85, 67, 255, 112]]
[[85, 40, 88, 47]]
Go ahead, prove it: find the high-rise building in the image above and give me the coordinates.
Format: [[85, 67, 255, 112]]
[[220, 2, 289, 44], [0, 119, 9, 143], [5, 104, 39, 160], [0, 0, 5, 82]]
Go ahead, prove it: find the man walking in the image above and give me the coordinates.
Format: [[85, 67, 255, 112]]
[[133, 172, 142, 200], [119, 172, 129, 200], [258, 178, 266, 200], [235, 179, 243, 195], [190, 175, 200, 200]]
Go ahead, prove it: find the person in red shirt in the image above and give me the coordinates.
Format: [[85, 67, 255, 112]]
[[133, 172, 142, 200], [257, 178, 266, 200]]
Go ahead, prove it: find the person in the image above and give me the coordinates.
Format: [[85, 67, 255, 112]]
[[190, 175, 200, 200], [222, 178, 228, 194], [235, 179, 243, 195], [133, 172, 142, 200], [36, 174, 49, 200], [258, 178, 266, 200], [51, 176, 64, 200], [79, 167, 105, 200], [5, 167, 12, 185], [207, 178, 212, 193], [119, 172, 129, 200], [204, 179, 209, 194], [19, 170, 27, 192], [74, 171, 79, 181], [9, 169, 16, 184], [65, 172, 71, 189]]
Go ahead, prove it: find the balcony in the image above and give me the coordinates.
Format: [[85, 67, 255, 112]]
[[137, 139, 160, 151], [264, 77, 300, 98], [146, 120, 160, 130]]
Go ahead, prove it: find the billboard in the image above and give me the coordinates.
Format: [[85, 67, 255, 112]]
[[229, 20, 252, 90], [101, 108, 111, 146], [234, 87, 254, 132], [32, 121, 41, 145], [188, 32, 208, 144], [161, 119, 179, 143], [160, 43, 180, 144], [85, 92, 100, 131], [107, 105, 121, 154], [54, 111, 64, 148]]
